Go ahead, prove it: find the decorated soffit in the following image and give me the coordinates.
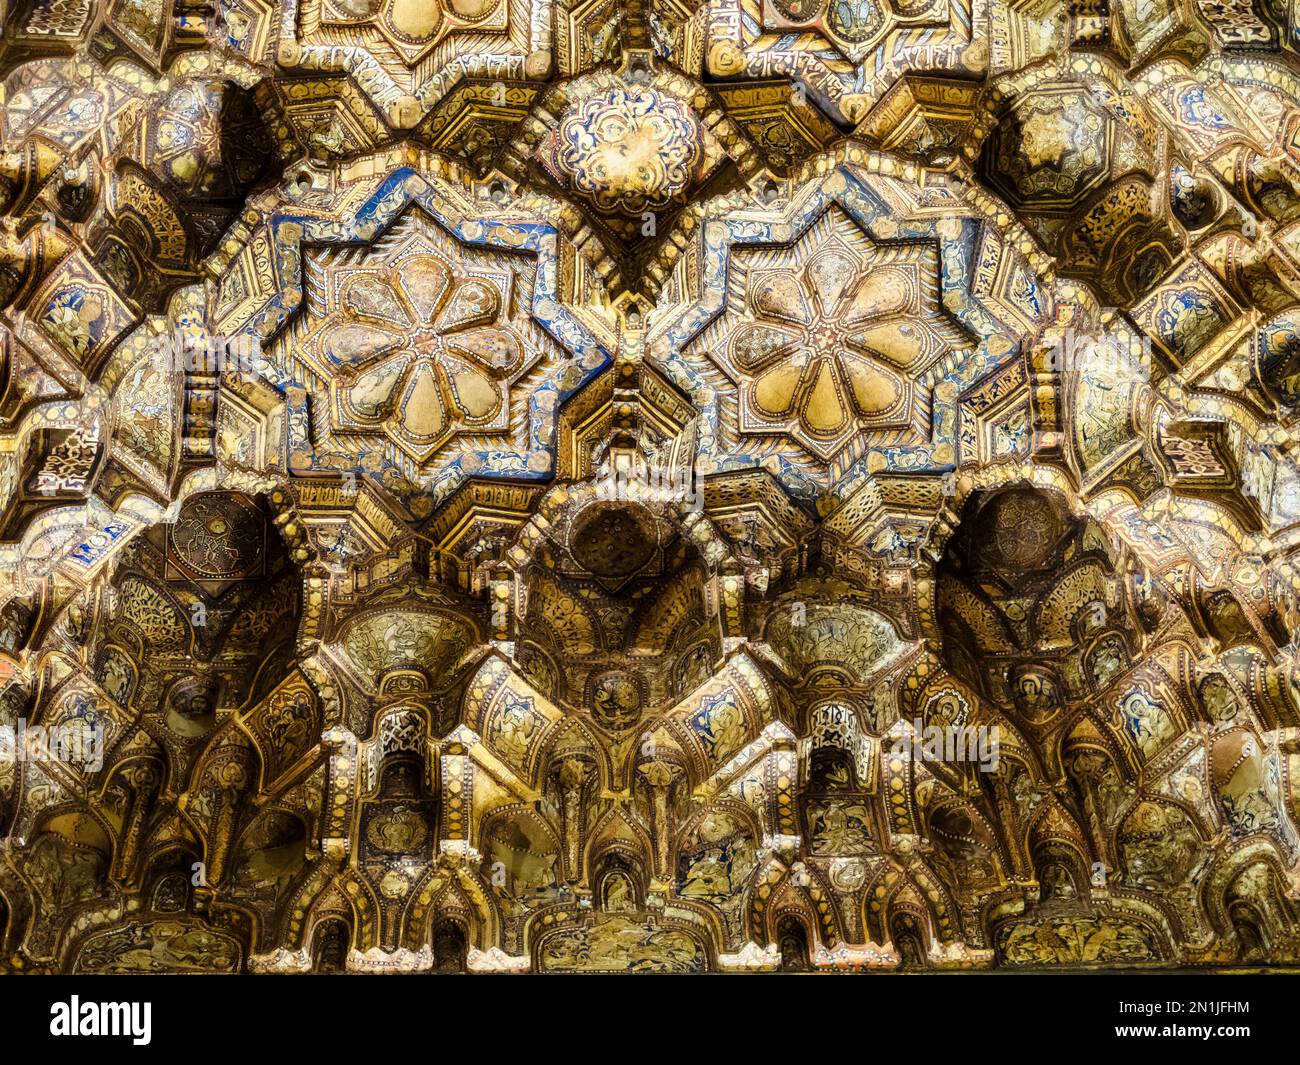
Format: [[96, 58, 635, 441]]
[[5, 0, 1300, 982]]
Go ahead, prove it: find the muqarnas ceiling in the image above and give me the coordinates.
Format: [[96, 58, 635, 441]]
[[3, 0, 1300, 974]]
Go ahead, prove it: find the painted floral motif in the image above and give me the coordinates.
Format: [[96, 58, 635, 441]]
[[309, 251, 534, 463], [704, 209, 961, 460], [557, 87, 703, 215]]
